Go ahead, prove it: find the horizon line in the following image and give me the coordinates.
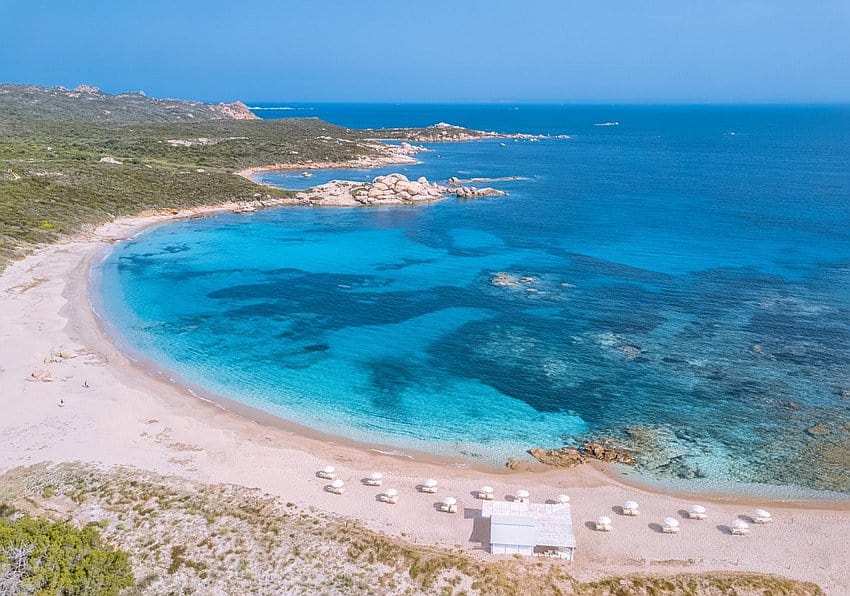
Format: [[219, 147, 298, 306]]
[[4, 81, 849, 107], [244, 100, 850, 107]]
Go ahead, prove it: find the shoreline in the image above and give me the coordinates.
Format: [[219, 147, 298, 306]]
[[90, 227, 850, 506], [1, 194, 849, 592], [87, 214, 850, 507], [234, 141, 424, 183]]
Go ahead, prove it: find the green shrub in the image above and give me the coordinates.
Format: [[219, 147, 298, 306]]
[[0, 515, 134, 595]]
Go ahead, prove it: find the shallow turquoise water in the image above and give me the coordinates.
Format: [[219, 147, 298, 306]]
[[99, 106, 850, 495]]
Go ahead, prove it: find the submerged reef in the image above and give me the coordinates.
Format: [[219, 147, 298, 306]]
[[525, 422, 850, 494]]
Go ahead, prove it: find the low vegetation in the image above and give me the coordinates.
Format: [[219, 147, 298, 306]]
[[0, 86, 830, 594], [0, 84, 379, 264], [0, 84, 506, 266], [0, 512, 134, 595], [0, 463, 823, 595]]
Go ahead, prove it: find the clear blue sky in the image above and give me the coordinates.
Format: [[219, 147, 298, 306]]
[[2, 0, 849, 103]]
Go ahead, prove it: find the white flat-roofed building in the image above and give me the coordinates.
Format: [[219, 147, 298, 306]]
[[482, 500, 576, 559]]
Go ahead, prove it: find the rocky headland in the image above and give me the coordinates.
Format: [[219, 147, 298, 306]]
[[375, 122, 549, 143], [293, 173, 506, 207]]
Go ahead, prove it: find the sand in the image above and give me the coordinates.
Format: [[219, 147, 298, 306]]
[[235, 141, 421, 182], [1, 206, 849, 594]]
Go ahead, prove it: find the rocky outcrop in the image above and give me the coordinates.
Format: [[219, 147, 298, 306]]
[[491, 272, 520, 287], [528, 447, 587, 468], [581, 441, 637, 464], [595, 331, 643, 360], [505, 458, 539, 472], [376, 122, 547, 143], [444, 176, 506, 198], [295, 174, 443, 207], [294, 173, 507, 207], [807, 424, 831, 437], [526, 441, 636, 469], [214, 100, 258, 120], [452, 185, 505, 199]]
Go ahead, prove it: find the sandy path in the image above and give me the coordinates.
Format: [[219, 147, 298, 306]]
[[1, 207, 848, 593]]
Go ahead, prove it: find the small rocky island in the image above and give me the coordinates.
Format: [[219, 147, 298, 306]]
[[375, 122, 548, 143], [294, 173, 506, 207]]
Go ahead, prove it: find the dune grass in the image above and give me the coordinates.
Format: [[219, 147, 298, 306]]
[[0, 463, 824, 596]]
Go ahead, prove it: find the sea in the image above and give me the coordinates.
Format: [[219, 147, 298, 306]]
[[97, 104, 850, 498]]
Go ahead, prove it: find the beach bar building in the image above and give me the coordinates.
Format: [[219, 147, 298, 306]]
[[481, 500, 576, 559]]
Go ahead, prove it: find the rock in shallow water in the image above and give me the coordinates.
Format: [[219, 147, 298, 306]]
[[807, 424, 831, 437], [525, 441, 636, 468], [295, 173, 507, 206]]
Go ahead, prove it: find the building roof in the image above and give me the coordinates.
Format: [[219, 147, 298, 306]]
[[490, 515, 537, 547], [483, 500, 576, 549]]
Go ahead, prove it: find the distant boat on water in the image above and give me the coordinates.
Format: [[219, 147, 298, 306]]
[[593, 121, 619, 126]]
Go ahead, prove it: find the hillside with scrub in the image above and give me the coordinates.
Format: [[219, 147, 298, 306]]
[[0, 84, 380, 264]]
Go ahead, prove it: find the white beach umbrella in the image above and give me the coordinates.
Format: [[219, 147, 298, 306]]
[[597, 516, 612, 526], [754, 508, 771, 519], [556, 494, 571, 504], [690, 504, 706, 514], [330, 479, 344, 489], [732, 519, 749, 530], [623, 500, 639, 511], [480, 485, 494, 495], [442, 497, 458, 506], [663, 517, 679, 528], [424, 478, 438, 488], [516, 489, 530, 499], [384, 488, 398, 497], [369, 472, 384, 481], [322, 465, 336, 474]]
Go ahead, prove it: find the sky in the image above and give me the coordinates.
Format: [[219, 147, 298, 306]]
[[1, 0, 849, 103]]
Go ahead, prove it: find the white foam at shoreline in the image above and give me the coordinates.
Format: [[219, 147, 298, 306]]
[[248, 106, 314, 111]]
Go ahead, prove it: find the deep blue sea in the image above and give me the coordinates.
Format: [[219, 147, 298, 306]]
[[98, 104, 850, 497]]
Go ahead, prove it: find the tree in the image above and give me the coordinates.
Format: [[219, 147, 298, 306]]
[[0, 515, 134, 595]]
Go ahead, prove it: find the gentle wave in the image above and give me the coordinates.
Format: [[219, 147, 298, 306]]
[[456, 176, 530, 183], [248, 106, 314, 111], [369, 448, 414, 460]]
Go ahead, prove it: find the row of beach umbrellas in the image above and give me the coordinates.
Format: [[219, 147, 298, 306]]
[[595, 500, 774, 535], [319, 466, 774, 535], [316, 466, 570, 509]]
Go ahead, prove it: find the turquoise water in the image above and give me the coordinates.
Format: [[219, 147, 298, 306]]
[[99, 105, 850, 495]]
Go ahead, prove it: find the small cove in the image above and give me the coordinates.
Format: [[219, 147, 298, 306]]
[[98, 105, 850, 497]]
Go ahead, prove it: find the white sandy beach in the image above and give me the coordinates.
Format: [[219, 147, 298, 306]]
[[1, 206, 849, 593]]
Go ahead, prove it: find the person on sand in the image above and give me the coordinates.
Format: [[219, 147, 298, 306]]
[[58, 398, 64, 407]]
